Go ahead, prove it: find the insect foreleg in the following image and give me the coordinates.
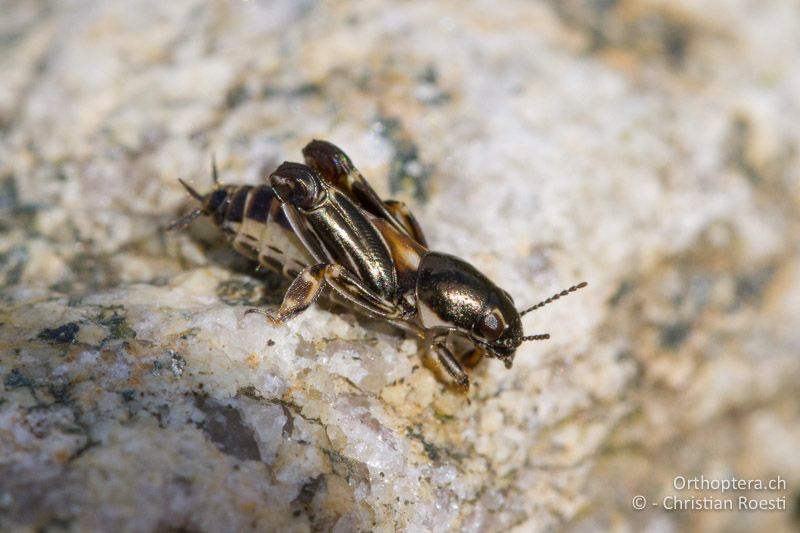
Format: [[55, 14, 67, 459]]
[[459, 347, 485, 369], [430, 340, 470, 390], [422, 332, 470, 389]]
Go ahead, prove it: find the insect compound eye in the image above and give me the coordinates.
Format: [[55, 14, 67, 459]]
[[477, 311, 504, 341], [270, 162, 322, 210]]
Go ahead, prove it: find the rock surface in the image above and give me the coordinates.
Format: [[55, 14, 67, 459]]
[[1, 1, 799, 531]]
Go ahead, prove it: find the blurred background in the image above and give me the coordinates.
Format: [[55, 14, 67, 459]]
[[1, 1, 799, 531]]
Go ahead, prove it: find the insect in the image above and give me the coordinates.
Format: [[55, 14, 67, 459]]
[[169, 140, 587, 389]]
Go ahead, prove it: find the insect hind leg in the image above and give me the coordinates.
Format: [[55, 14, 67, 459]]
[[246, 263, 399, 325], [247, 264, 327, 324]]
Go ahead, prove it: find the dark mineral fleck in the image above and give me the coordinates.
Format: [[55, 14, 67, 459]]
[[37, 322, 80, 344], [4, 368, 33, 389]]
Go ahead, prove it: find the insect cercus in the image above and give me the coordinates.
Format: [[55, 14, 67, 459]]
[[169, 140, 587, 389]]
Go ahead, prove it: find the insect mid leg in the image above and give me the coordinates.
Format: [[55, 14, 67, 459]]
[[383, 199, 428, 247]]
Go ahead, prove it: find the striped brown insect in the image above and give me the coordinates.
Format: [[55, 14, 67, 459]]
[[169, 140, 587, 389]]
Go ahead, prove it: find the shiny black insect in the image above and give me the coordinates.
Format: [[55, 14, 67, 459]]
[[170, 140, 587, 389]]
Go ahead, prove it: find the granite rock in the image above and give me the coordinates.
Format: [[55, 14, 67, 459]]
[[1, 1, 799, 531]]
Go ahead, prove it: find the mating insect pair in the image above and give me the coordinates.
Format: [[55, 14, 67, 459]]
[[170, 140, 587, 389]]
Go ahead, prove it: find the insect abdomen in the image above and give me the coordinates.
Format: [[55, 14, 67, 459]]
[[211, 184, 310, 277]]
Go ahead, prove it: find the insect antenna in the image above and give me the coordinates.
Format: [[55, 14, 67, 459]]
[[519, 281, 588, 317], [166, 208, 202, 231], [521, 334, 550, 342]]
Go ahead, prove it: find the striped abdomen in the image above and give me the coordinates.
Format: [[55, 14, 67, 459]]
[[203, 184, 311, 278]]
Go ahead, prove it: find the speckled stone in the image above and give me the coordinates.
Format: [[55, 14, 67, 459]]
[[1, 1, 799, 532]]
